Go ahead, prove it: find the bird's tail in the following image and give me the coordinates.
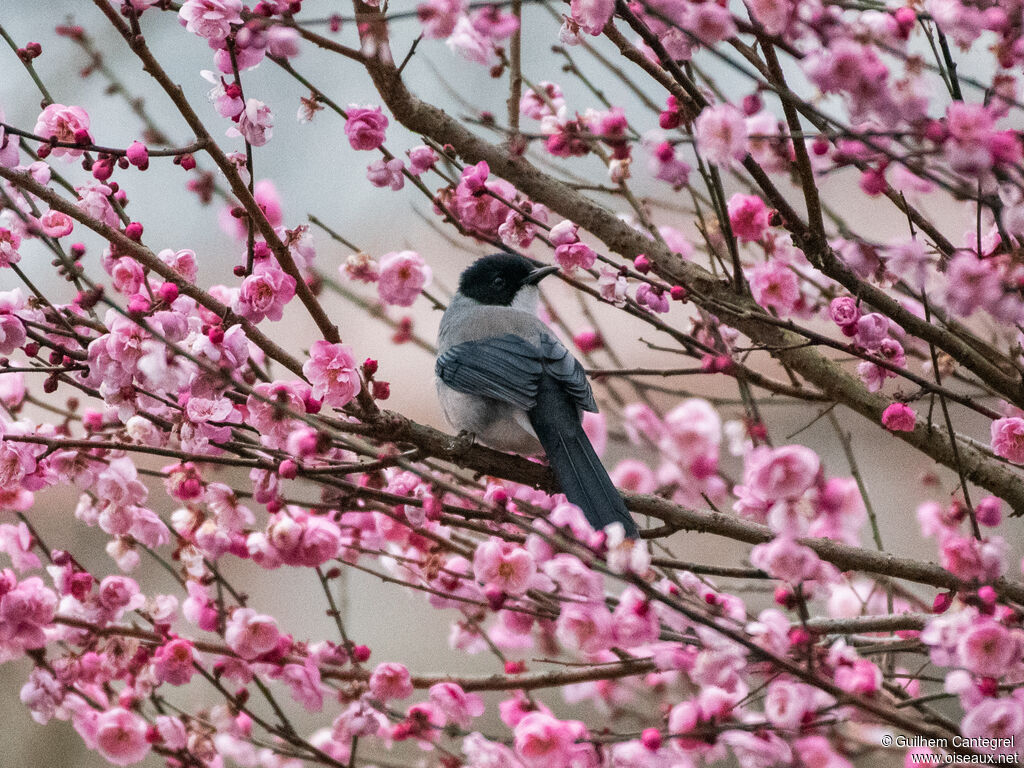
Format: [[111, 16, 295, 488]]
[[528, 375, 639, 537]]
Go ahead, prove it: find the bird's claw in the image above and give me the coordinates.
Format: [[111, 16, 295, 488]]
[[449, 430, 476, 456]]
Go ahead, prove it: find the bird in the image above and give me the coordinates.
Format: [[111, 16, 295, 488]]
[[435, 253, 639, 537]]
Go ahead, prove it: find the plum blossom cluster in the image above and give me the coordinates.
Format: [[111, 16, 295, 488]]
[[1, 0, 1024, 766]]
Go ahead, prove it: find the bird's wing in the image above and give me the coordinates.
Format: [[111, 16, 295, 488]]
[[436, 334, 544, 411], [436, 332, 596, 413], [537, 333, 597, 413]]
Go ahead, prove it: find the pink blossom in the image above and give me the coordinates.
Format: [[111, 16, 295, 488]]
[[886, 239, 931, 291], [446, 16, 497, 65], [881, 403, 916, 432], [369, 662, 413, 701], [34, 104, 90, 158], [749, 261, 800, 315], [153, 638, 196, 685], [38, 210, 73, 238], [554, 242, 595, 273], [611, 459, 656, 493], [228, 99, 273, 146], [272, 659, 324, 712], [543, 554, 604, 601], [514, 713, 579, 768], [76, 183, 120, 228], [694, 104, 748, 165], [570, 0, 614, 35], [0, 110, 18, 168], [649, 141, 691, 188], [303, 341, 361, 408], [945, 252, 1003, 317], [19, 667, 63, 725], [0, 523, 39, 573], [474, 538, 536, 595], [990, 417, 1024, 464], [975, 496, 1002, 528], [95, 707, 151, 765], [940, 533, 1006, 582], [98, 575, 144, 615], [179, 0, 242, 45], [470, 5, 520, 39], [344, 106, 388, 150], [110, 257, 144, 295], [727, 193, 770, 242], [202, 70, 244, 119], [0, 228, 20, 268], [957, 621, 1020, 677], [267, 510, 341, 566], [746, 0, 794, 35], [407, 145, 438, 175], [267, 25, 301, 58], [377, 250, 432, 306], [235, 262, 296, 322], [961, 697, 1024, 744], [0, 575, 57, 653], [343, 252, 379, 283], [155, 716, 187, 751], [429, 682, 485, 727], [225, 608, 280, 659], [636, 283, 669, 313], [833, 658, 881, 695], [855, 312, 889, 351], [418, 0, 465, 39], [606, 523, 651, 575], [549, 219, 578, 246], [764, 678, 819, 730], [367, 158, 406, 190], [451, 171, 516, 237], [598, 267, 628, 307], [0, 371, 25, 408], [613, 586, 660, 647], [556, 602, 614, 654], [521, 82, 565, 120], [829, 296, 860, 328], [741, 444, 820, 502], [751, 536, 822, 583]]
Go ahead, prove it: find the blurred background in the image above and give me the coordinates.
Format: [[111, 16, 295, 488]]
[[0, 1, 1013, 765]]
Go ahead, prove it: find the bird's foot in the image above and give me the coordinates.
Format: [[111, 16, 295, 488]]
[[448, 430, 476, 456]]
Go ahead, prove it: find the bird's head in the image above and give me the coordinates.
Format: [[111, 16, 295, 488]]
[[457, 253, 559, 310]]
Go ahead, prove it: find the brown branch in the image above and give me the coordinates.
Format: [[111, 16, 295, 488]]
[[91, 0, 343, 347], [350, 26, 1024, 514]]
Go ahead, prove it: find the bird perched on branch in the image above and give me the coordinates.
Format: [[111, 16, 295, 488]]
[[435, 253, 638, 537]]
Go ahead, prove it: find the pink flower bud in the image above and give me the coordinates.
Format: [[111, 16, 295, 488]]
[[641, 728, 663, 751], [573, 328, 603, 353], [127, 294, 151, 314], [125, 141, 149, 169], [975, 497, 1002, 527], [157, 282, 179, 304], [933, 592, 953, 613], [279, 459, 298, 479], [633, 254, 651, 273]]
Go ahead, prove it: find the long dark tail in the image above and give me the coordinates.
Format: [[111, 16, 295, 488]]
[[528, 374, 638, 537]]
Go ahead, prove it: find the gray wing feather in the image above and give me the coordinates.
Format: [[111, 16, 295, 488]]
[[436, 333, 595, 414]]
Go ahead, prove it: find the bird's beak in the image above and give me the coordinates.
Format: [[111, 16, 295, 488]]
[[522, 265, 560, 286]]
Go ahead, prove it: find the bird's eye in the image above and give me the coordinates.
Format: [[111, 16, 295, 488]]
[[492, 276, 506, 288]]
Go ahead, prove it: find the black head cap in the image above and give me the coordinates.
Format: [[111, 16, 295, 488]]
[[458, 253, 558, 306]]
